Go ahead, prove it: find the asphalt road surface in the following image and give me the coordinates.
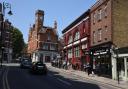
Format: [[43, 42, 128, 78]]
[[0, 63, 121, 89]]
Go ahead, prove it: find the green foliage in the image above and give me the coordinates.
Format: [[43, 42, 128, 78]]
[[11, 27, 25, 58]]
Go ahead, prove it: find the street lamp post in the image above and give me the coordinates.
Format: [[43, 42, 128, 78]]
[[0, 2, 12, 67]]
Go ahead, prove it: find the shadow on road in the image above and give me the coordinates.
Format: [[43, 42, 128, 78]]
[[5, 65, 101, 89], [46, 70, 101, 89]]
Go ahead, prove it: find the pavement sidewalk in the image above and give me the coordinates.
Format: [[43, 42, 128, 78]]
[[46, 63, 128, 89]]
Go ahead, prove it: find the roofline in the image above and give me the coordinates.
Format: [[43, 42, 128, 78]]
[[62, 9, 90, 34]]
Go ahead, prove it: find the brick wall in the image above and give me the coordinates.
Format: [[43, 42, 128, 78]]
[[112, 0, 128, 48], [90, 0, 112, 47]]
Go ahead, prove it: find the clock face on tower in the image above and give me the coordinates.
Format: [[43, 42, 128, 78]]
[[39, 16, 43, 20]]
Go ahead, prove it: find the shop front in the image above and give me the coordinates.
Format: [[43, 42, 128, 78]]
[[112, 52, 128, 81], [91, 43, 112, 78], [118, 57, 128, 81]]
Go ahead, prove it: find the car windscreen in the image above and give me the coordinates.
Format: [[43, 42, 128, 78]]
[[36, 62, 44, 66]]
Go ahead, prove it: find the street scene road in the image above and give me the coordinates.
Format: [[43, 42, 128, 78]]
[[0, 0, 128, 89], [0, 63, 122, 89]]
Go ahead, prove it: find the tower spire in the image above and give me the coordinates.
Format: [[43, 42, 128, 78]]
[[54, 20, 57, 33]]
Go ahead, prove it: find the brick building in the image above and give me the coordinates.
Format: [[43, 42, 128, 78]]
[[90, 0, 128, 80], [28, 10, 60, 62], [62, 10, 90, 70], [0, 19, 13, 63], [4, 20, 12, 62]]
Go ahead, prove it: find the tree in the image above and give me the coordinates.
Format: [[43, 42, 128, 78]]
[[11, 27, 25, 59]]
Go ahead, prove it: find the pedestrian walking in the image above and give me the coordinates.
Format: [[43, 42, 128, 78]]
[[83, 64, 86, 72], [86, 63, 92, 76]]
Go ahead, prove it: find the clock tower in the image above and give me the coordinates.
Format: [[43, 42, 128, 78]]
[[35, 10, 44, 32]]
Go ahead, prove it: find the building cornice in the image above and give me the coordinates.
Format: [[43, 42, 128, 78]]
[[62, 9, 90, 34]]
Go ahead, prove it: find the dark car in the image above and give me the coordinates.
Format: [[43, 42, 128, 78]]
[[20, 58, 32, 69], [30, 62, 47, 75]]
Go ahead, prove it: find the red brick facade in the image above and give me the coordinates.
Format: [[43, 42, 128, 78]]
[[28, 10, 59, 62], [62, 10, 90, 70]]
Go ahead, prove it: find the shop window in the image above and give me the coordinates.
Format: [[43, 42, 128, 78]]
[[118, 58, 125, 72], [82, 43, 87, 49], [68, 49, 72, 58]]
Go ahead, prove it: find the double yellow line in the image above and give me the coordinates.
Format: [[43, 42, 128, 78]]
[[2, 67, 10, 89]]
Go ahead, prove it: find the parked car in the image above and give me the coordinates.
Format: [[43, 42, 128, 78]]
[[20, 58, 32, 69], [30, 62, 47, 75]]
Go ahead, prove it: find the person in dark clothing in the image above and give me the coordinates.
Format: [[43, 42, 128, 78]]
[[86, 63, 92, 76]]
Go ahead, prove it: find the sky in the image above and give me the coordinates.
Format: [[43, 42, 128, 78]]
[[1, 0, 96, 43]]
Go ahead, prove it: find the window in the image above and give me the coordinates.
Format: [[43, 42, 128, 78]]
[[6, 33, 9, 38], [74, 31, 80, 41], [93, 13, 96, 24], [104, 4, 107, 18], [43, 43, 48, 50], [68, 35, 72, 44], [50, 44, 56, 50], [82, 43, 87, 49], [74, 46, 80, 57], [83, 21, 86, 33], [68, 49, 72, 58], [104, 26, 108, 40], [97, 9, 102, 21], [98, 29, 102, 41], [84, 27, 86, 33], [93, 31, 96, 43]]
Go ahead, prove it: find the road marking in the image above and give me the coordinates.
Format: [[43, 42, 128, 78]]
[[2, 69, 6, 89], [57, 78, 72, 86], [5, 67, 10, 89], [2, 67, 10, 89]]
